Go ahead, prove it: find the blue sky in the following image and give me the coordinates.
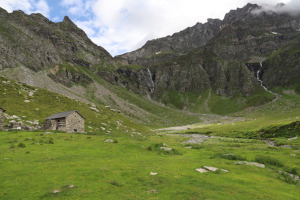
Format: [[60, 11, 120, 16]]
[[0, 0, 295, 56]]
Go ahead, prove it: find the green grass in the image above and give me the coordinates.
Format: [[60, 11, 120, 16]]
[[1, 130, 300, 199], [0, 76, 148, 135], [208, 89, 275, 115]]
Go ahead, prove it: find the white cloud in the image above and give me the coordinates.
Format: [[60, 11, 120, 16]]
[[0, 0, 50, 17], [0, 0, 32, 13], [60, 0, 90, 17], [52, 16, 60, 22], [251, 0, 300, 15], [32, 0, 50, 17], [0, 0, 294, 56], [70, 0, 293, 56]]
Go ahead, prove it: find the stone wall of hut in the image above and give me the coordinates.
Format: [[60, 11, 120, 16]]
[[0, 109, 4, 130], [65, 112, 84, 133], [42, 119, 58, 130]]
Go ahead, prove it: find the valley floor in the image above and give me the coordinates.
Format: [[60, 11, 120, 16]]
[[1, 125, 299, 199]]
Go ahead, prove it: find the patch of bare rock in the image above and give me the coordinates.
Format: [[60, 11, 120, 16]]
[[195, 166, 228, 173], [235, 161, 265, 168], [167, 134, 215, 144]]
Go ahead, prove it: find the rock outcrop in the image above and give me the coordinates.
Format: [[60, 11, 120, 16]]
[[0, 8, 112, 87], [112, 3, 300, 110]]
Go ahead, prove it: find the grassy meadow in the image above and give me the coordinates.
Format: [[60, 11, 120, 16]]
[[0, 129, 300, 199]]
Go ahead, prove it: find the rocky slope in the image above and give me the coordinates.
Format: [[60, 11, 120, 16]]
[[0, 3, 299, 116], [262, 35, 300, 92], [111, 3, 300, 110], [117, 18, 222, 64], [0, 8, 112, 86], [117, 3, 300, 64]]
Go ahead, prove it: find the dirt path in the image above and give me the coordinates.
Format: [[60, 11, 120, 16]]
[[156, 115, 245, 133]]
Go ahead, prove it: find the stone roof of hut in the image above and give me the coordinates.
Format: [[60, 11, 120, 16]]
[[0, 107, 6, 112], [46, 110, 85, 120]]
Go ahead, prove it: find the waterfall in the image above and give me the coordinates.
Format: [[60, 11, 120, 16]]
[[146, 68, 155, 99], [256, 62, 277, 96]]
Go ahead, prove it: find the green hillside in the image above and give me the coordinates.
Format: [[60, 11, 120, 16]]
[[0, 76, 148, 135]]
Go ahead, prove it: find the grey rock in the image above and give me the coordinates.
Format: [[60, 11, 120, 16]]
[[160, 147, 172, 151], [104, 139, 114, 143], [195, 168, 209, 173], [287, 136, 298, 141], [235, 161, 265, 168], [203, 166, 218, 172]]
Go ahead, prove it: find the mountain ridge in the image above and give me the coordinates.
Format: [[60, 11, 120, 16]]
[[0, 3, 299, 117]]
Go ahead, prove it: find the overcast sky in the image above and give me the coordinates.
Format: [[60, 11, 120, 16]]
[[0, 0, 295, 56]]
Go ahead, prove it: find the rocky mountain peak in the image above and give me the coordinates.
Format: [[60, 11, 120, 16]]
[[223, 3, 260, 24], [0, 7, 7, 13], [0, 7, 112, 73], [63, 16, 75, 25]]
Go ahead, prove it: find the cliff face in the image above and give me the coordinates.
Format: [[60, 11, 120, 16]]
[[111, 3, 300, 109], [262, 35, 300, 92], [117, 18, 222, 64], [117, 3, 300, 64]]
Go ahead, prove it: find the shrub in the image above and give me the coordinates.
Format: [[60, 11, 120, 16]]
[[255, 155, 284, 168], [9, 144, 15, 149], [113, 139, 118, 143], [48, 138, 54, 144], [147, 143, 181, 155], [110, 180, 122, 187], [278, 172, 300, 185], [18, 143, 26, 148], [285, 167, 298, 176]]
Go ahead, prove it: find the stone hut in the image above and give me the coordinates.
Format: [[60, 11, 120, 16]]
[[43, 110, 85, 133], [0, 107, 6, 130]]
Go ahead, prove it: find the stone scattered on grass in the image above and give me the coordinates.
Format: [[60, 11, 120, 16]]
[[235, 161, 265, 168], [203, 166, 218, 172], [24, 100, 30, 103], [195, 168, 209, 173], [90, 106, 99, 112], [184, 146, 192, 149], [52, 190, 60, 194], [287, 136, 298, 141], [160, 147, 172, 151], [221, 169, 229, 173], [104, 139, 114, 143], [280, 145, 292, 148], [148, 189, 158, 193], [278, 171, 300, 181], [290, 154, 296, 157], [150, 172, 158, 175], [28, 91, 34, 97], [196, 166, 229, 173]]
